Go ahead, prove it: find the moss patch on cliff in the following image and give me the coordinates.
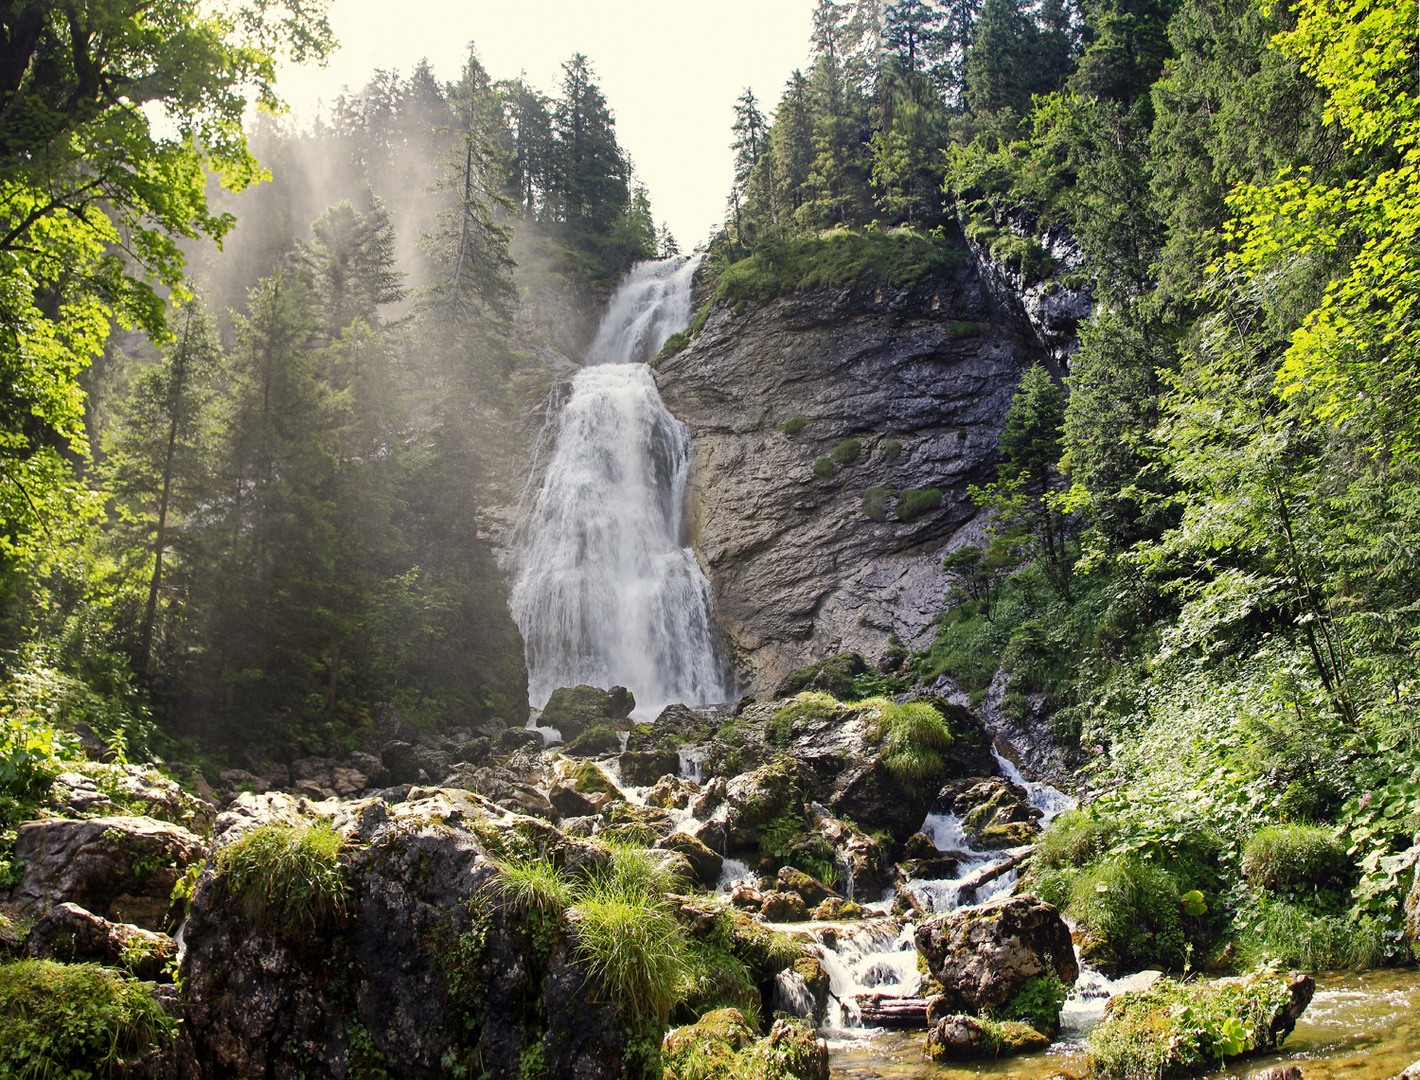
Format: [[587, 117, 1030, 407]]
[[709, 228, 964, 306], [896, 488, 943, 521]]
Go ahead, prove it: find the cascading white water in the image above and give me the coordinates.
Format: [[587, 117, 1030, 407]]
[[511, 255, 732, 718]]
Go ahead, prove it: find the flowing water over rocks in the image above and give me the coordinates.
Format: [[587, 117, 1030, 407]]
[[511, 256, 732, 717]]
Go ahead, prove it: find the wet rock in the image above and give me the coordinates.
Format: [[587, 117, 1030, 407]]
[[915, 894, 1078, 1013], [774, 956, 830, 1026], [777, 866, 838, 908], [810, 897, 863, 920], [902, 832, 939, 860], [647, 775, 700, 809], [760, 1018, 831, 1080], [761, 890, 810, 922], [547, 760, 623, 818], [897, 856, 961, 883], [731, 884, 765, 911], [618, 749, 680, 785], [656, 832, 723, 887], [1251, 1067, 1305, 1080], [23, 901, 176, 980], [935, 776, 1042, 848], [856, 995, 929, 1029], [663, 1008, 757, 1075], [7, 816, 207, 930], [539, 684, 634, 741], [925, 1014, 1050, 1061], [349, 750, 391, 786]]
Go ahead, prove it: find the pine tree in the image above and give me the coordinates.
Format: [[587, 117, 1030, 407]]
[[773, 71, 816, 218], [295, 192, 406, 338], [884, 0, 946, 73], [549, 54, 631, 236]]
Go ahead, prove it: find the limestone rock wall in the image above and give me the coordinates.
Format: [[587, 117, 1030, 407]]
[[655, 243, 1051, 696]]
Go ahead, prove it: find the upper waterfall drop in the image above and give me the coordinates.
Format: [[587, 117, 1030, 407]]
[[510, 254, 732, 717]]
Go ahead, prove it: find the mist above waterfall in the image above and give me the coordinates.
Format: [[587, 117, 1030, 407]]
[[511, 255, 731, 716]]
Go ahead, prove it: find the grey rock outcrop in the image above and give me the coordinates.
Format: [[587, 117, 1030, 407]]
[[656, 252, 1051, 693], [23, 901, 176, 980], [6, 815, 207, 930]]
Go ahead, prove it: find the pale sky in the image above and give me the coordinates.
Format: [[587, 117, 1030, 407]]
[[271, 0, 820, 250]]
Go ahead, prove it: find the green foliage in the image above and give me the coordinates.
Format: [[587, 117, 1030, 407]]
[[831, 439, 862, 465], [1234, 896, 1382, 972], [996, 972, 1070, 1034], [653, 331, 690, 366], [1037, 810, 1114, 869], [566, 725, 620, 756], [812, 457, 835, 480], [1087, 970, 1300, 1079], [879, 440, 902, 463], [862, 487, 892, 521], [895, 488, 942, 522], [214, 821, 349, 939], [1066, 855, 1189, 971], [572, 872, 687, 1028], [780, 417, 812, 435], [0, 959, 177, 1079], [709, 229, 963, 308], [1241, 825, 1350, 893]]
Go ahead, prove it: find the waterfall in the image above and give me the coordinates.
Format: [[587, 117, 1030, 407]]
[[511, 255, 732, 717]]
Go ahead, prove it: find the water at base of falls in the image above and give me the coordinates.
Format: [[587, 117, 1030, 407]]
[[511, 256, 732, 718]]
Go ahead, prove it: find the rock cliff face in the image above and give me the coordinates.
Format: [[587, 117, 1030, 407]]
[[655, 245, 1052, 695]]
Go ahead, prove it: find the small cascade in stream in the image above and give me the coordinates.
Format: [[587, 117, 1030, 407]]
[[511, 255, 732, 718]]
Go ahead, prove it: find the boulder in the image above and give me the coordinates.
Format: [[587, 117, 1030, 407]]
[[810, 897, 863, 920], [914, 894, 1078, 1014], [663, 1008, 757, 1076], [618, 749, 680, 786], [496, 727, 545, 753], [758, 1018, 830, 1080], [381, 741, 424, 785], [656, 832, 723, 887], [761, 891, 810, 922], [539, 684, 634, 741], [440, 763, 557, 820], [731, 885, 765, 911], [181, 791, 650, 1079], [697, 759, 810, 852], [349, 750, 391, 787], [647, 775, 700, 809], [47, 763, 215, 833], [777, 866, 838, 908], [547, 761, 623, 817], [925, 1015, 1050, 1061], [6, 815, 206, 930], [213, 791, 307, 842], [773, 957, 831, 1026], [23, 901, 176, 980]]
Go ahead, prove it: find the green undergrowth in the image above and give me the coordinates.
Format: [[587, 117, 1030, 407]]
[[214, 820, 349, 938], [895, 488, 942, 522], [862, 697, 954, 783], [0, 959, 177, 1079]]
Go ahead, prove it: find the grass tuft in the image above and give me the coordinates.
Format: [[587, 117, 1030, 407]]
[[215, 820, 349, 938], [1242, 825, 1351, 892], [863, 697, 954, 783], [831, 439, 862, 465], [895, 488, 942, 522]]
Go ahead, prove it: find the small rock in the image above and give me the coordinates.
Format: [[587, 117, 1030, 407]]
[[349, 750, 390, 787], [730, 885, 764, 911], [925, 1014, 1049, 1061], [1251, 1067, 1304, 1080], [656, 832, 723, 887], [777, 865, 838, 907], [24, 902, 176, 980], [810, 897, 863, 920], [647, 775, 700, 809]]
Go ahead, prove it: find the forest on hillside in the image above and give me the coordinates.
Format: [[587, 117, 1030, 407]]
[[680, 0, 1420, 967]]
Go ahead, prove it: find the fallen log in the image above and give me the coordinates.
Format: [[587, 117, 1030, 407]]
[[956, 845, 1036, 905], [854, 994, 929, 1029]]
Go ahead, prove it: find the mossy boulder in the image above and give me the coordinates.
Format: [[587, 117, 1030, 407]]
[[915, 895, 1078, 1014], [495, 727, 544, 754], [655, 832, 724, 888], [772, 956, 831, 1024], [776, 866, 837, 908], [936, 777, 1042, 849], [618, 749, 681, 786], [925, 1014, 1050, 1061], [1088, 970, 1314, 1078], [547, 761, 624, 817], [810, 897, 863, 920], [761, 890, 811, 922], [663, 1007, 757, 1074], [564, 724, 620, 757], [539, 684, 635, 741]]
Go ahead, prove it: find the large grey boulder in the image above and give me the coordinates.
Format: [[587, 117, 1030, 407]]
[[538, 684, 634, 741], [23, 901, 176, 980], [914, 894, 1078, 1014], [6, 815, 206, 930]]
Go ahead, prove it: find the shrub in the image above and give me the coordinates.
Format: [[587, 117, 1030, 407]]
[[776, 653, 867, 700], [572, 875, 688, 1026], [1066, 855, 1188, 972], [879, 439, 902, 463], [653, 330, 690, 365], [895, 488, 942, 521], [1037, 810, 1112, 869], [812, 457, 835, 479], [831, 439, 862, 465], [215, 820, 349, 938], [1087, 970, 1301, 1079], [0, 959, 176, 1079], [774, 691, 845, 726], [1242, 825, 1351, 892], [864, 698, 953, 783], [780, 417, 811, 435], [862, 487, 892, 521], [996, 972, 1070, 1035]]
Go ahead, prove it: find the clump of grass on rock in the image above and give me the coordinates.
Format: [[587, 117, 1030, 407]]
[[831, 438, 861, 465], [1242, 825, 1351, 892], [215, 819, 349, 938], [895, 488, 942, 521], [862, 697, 953, 783]]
